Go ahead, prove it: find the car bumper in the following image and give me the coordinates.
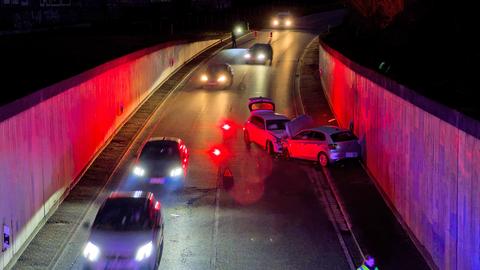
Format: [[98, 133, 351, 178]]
[[328, 151, 360, 162], [133, 175, 185, 185], [83, 257, 155, 270]]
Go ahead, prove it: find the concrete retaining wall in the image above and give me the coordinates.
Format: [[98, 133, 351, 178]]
[[319, 41, 480, 270], [0, 38, 219, 269]]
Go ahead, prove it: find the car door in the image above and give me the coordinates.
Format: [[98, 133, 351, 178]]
[[149, 198, 163, 249], [253, 116, 266, 146], [303, 131, 327, 160], [248, 116, 263, 145], [245, 116, 256, 142], [288, 131, 311, 159]]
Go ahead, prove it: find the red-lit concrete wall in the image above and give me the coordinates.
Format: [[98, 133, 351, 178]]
[[319, 42, 480, 270], [0, 39, 219, 268]]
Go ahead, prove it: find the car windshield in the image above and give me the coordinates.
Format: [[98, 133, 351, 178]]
[[93, 198, 152, 231], [206, 65, 226, 75], [266, 119, 289, 130], [250, 44, 269, 52], [330, 131, 358, 142], [140, 141, 180, 161]]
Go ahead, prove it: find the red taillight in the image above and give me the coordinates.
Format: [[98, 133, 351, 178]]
[[328, 144, 338, 150], [154, 201, 161, 210]]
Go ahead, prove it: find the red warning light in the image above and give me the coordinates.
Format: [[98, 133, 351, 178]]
[[222, 124, 231, 131], [212, 148, 221, 156]]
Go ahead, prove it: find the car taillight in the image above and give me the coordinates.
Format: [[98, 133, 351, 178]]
[[328, 144, 338, 150]]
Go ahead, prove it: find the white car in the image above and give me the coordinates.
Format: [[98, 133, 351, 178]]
[[82, 191, 164, 270], [284, 125, 361, 167], [243, 97, 290, 155]]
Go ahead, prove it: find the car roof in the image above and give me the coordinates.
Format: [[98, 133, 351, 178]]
[[147, 137, 181, 144], [276, 12, 291, 16], [251, 111, 289, 120], [251, 43, 272, 49], [207, 63, 231, 69], [108, 191, 153, 200], [309, 125, 349, 135]]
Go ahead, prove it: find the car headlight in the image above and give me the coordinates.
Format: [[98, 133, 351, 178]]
[[285, 20, 292, 26], [201, 74, 208, 82], [257, 53, 266, 60], [170, 167, 183, 177], [83, 242, 100, 262], [133, 166, 145, 176], [244, 53, 251, 59], [135, 241, 153, 261], [273, 20, 279, 26], [217, 75, 227, 83]]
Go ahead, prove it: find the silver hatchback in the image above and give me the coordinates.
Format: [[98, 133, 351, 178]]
[[284, 125, 361, 166]]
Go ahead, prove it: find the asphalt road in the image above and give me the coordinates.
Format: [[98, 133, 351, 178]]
[[11, 10, 357, 270], [70, 30, 350, 270]]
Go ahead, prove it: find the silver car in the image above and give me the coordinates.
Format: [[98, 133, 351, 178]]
[[82, 191, 164, 270], [284, 125, 361, 166]]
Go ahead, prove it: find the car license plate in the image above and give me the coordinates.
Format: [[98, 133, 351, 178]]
[[150, 177, 165, 184], [346, 152, 358, 158]]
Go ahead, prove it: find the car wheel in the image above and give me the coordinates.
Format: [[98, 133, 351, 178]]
[[284, 148, 291, 160], [266, 141, 274, 156], [318, 152, 329, 167], [243, 130, 251, 145]]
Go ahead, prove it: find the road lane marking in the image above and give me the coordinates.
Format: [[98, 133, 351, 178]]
[[210, 167, 222, 270]]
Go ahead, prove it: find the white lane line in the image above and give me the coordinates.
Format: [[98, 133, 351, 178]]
[[307, 168, 356, 270], [210, 168, 221, 270]]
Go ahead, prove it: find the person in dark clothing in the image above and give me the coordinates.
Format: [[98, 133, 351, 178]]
[[231, 30, 237, 48]]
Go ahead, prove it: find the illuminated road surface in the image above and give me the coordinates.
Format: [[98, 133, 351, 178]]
[[111, 30, 350, 270]]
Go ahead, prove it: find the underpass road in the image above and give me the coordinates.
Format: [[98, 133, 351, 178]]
[[12, 11, 355, 270], [123, 30, 351, 269]]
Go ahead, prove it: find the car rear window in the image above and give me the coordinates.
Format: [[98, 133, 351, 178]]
[[330, 131, 358, 142], [250, 102, 274, 111], [93, 198, 152, 231], [266, 119, 289, 130], [140, 141, 179, 161]]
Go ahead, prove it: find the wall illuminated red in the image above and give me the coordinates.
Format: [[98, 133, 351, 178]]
[[319, 41, 480, 270], [0, 39, 218, 268]]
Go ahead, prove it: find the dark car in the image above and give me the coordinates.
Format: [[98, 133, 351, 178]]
[[199, 63, 234, 89], [82, 191, 164, 270], [132, 137, 188, 187], [244, 43, 273, 65]]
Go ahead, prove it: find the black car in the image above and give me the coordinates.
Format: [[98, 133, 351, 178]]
[[83, 191, 164, 270], [199, 63, 234, 89], [132, 137, 188, 187], [244, 43, 273, 65]]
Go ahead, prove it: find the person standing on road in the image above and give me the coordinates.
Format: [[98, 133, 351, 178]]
[[231, 29, 237, 48], [357, 255, 379, 270]]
